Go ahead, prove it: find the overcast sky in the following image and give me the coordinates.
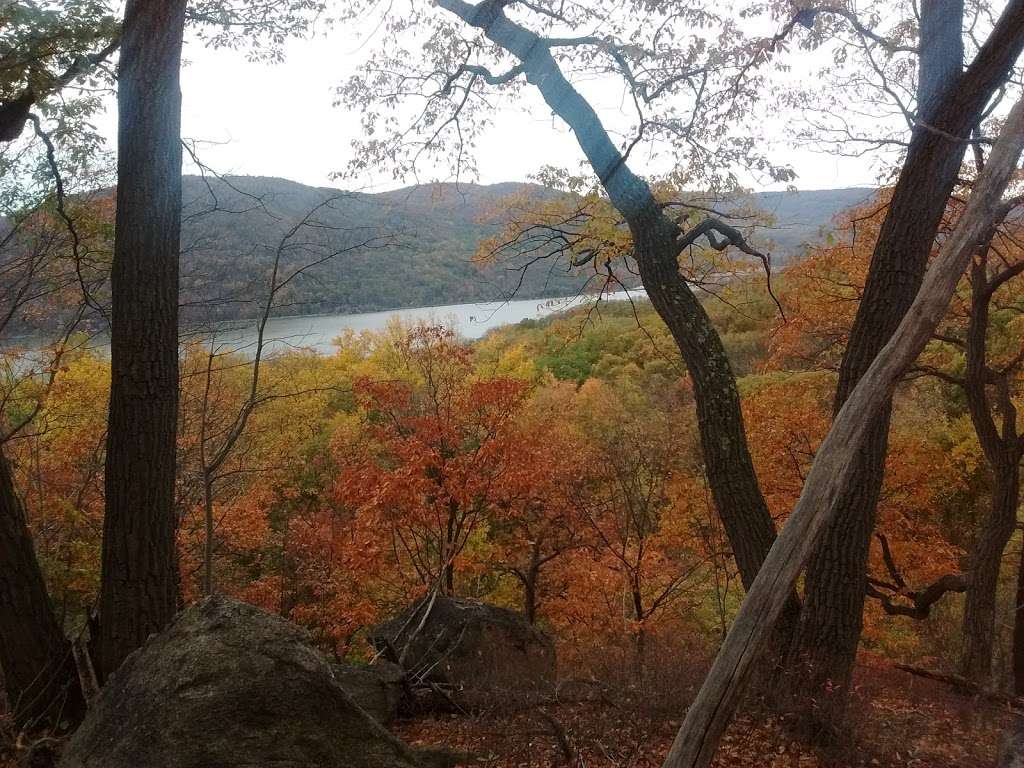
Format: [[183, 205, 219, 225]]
[[94, 21, 888, 194]]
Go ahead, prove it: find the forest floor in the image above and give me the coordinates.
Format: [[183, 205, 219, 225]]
[[396, 662, 1013, 768], [0, 660, 1011, 767]]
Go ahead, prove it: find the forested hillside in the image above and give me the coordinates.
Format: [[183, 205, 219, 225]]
[[178, 176, 579, 319], [176, 176, 867, 320]]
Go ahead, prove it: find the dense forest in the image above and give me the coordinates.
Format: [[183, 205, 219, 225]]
[[3, 2, 1024, 768]]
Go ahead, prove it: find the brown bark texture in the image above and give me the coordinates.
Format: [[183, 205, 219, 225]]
[[97, 0, 187, 681]]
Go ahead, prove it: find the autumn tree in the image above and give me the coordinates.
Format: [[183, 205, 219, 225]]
[[782, 0, 1024, 729], [569, 378, 710, 677], [335, 325, 532, 596], [94, 0, 328, 679], [664, 94, 1024, 768], [485, 384, 586, 624], [343, 0, 804, 660], [176, 194, 387, 597], [776, 185, 1024, 687], [915, 215, 1024, 686]]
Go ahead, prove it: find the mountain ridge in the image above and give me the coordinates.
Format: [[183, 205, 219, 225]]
[[19, 176, 874, 331]]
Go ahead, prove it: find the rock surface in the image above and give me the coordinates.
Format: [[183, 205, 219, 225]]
[[370, 596, 555, 710], [59, 596, 424, 768], [333, 661, 406, 724], [999, 722, 1024, 768]]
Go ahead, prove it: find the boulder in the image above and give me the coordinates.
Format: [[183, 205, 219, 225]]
[[999, 721, 1024, 768], [369, 596, 555, 710], [332, 661, 405, 724], [59, 596, 425, 768]]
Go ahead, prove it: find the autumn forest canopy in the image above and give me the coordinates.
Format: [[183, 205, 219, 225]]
[[5, 2, 1024, 768]]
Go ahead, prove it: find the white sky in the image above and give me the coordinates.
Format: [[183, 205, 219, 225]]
[[94, 21, 886, 194]]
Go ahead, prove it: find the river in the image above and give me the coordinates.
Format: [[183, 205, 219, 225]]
[[8, 290, 646, 359], [209, 291, 644, 355]]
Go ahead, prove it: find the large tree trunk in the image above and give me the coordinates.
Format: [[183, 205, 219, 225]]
[[97, 0, 186, 681], [436, 0, 800, 658], [661, 95, 1024, 768], [0, 448, 84, 729], [785, 0, 1024, 728]]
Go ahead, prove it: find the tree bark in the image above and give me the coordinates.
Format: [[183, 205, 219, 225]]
[[959, 250, 1024, 682], [961, 462, 1020, 680], [436, 0, 801, 656], [661, 94, 1024, 768], [786, 0, 1024, 727], [97, 0, 186, 681], [0, 448, 84, 730], [1014, 541, 1024, 695]]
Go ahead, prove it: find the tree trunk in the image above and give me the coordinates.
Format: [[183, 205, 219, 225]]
[[522, 576, 537, 625], [203, 477, 215, 597], [661, 95, 1024, 768], [961, 461, 1020, 681], [785, 0, 1024, 726], [958, 246, 1024, 683], [631, 583, 646, 680], [436, 0, 800, 659], [0, 448, 83, 730], [521, 547, 541, 624], [1013, 537, 1024, 695], [632, 217, 803, 651], [97, 0, 186, 681]]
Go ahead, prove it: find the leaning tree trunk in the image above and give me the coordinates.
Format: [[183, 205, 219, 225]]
[[0, 448, 84, 729], [435, 0, 801, 660], [662, 94, 1024, 768], [785, 0, 1024, 729], [97, 0, 187, 681], [631, 211, 803, 653]]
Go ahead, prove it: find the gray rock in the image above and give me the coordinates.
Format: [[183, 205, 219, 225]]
[[998, 721, 1024, 768], [370, 596, 555, 710], [332, 661, 405, 724], [59, 596, 425, 768]]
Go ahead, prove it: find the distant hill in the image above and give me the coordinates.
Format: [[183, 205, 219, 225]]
[[177, 176, 575, 322], [741, 187, 876, 256], [172, 176, 875, 322]]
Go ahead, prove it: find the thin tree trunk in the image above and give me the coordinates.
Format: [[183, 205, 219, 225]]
[[97, 0, 187, 681], [436, 0, 800, 658], [1013, 538, 1024, 695], [203, 477, 215, 597], [0, 448, 83, 730], [786, 0, 1024, 725], [959, 244, 1024, 682], [961, 463, 1020, 681], [523, 577, 537, 625], [631, 584, 646, 681], [522, 546, 541, 624], [661, 95, 1024, 768]]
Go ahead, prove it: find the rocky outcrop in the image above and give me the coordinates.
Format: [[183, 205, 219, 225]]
[[370, 596, 555, 710], [999, 722, 1024, 768], [333, 661, 406, 724], [59, 597, 426, 768]]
